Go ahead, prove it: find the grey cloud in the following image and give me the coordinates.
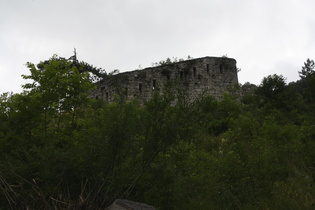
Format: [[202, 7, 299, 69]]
[[1, 0, 314, 93]]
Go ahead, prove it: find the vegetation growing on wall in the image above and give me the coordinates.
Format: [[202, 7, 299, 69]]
[[151, 56, 193, 67], [0, 56, 314, 209]]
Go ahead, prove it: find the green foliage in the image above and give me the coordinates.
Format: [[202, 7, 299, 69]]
[[297, 59, 315, 103], [151, 56, 193, 67], [255, 74, 286, 108], [299, 58, 314, 79], [0, 56, 315, 209]]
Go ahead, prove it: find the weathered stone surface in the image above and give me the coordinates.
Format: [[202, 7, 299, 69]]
[[241, 82, 257, 96], [94, 56, 238, 103], [107, 199, 156, 210]]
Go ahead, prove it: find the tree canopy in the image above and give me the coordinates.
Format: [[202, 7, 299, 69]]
[[0, 57, 314, 209]]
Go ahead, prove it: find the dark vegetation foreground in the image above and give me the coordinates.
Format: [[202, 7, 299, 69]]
[[0, 56, 314, 209]]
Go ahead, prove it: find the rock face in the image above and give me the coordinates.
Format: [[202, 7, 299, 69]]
[[107, 199, 156, 210], [93, 56, 238, 103]]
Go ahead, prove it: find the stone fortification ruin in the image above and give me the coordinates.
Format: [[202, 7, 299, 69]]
[[93, 56, 238, 103]]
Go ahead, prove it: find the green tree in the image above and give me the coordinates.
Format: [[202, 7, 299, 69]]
[[0, 55, 98, 209], [298, 59, 315, 103], [255, 74, 287, 109], [22, 55, 95, 137], [299, 58, 314, 79]]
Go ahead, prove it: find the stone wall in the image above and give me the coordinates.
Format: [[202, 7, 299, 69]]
[[93, 56, 238, 103]]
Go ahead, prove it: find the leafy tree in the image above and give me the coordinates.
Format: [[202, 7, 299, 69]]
[[255, 74, 287, 109], [22, 55, 95, 136]]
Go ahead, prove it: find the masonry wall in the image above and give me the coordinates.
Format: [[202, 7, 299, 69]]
[[93, 56, 238, 103]]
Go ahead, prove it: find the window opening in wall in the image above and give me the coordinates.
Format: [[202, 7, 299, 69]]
[[167, 75, 170, 80], [139, 83, 142, 92], [106, 92, 109, 101], [101, 86, 105, 91], [220, 64, 223, 73], [207, 64, 209, 73], [152, 79, 156, 89], [180, 71, 183, 78], [95, 96, 99, 100], [193, 67, 197, 77]]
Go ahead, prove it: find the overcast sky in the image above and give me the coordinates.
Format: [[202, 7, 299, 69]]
[[1, 0, 315, 93]]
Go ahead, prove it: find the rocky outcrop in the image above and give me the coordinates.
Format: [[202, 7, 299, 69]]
[[107, 199, 156, 210]]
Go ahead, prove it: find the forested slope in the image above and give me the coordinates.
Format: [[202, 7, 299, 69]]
[[0, 56, 314, 209]]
